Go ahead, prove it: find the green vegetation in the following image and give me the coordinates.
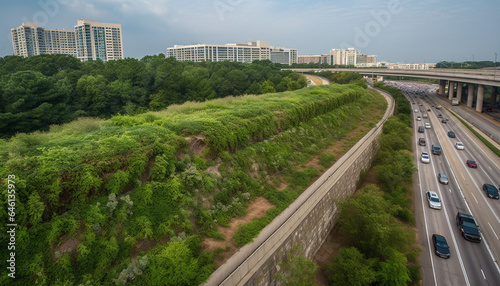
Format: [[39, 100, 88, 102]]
[[436, 61, 497, 69], [0, 54, 307, 138], [325, 96, 420, 285], [0, 82, 387, 285], [275, 243, 318, 286]]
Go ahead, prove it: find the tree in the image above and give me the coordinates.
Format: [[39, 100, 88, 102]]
[[376, 250, 411, 286], [275, 243, 318, 286], [328, 247, 376, 286], [146, 240, 201, 286], [0, 71, 72, 137]]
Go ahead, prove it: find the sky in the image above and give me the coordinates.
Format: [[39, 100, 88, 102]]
[[0, 0, 499, 63]]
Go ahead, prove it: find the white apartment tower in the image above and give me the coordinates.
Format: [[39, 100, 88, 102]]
[[74, 20, 124, 61], [11, 22, 76, 57]]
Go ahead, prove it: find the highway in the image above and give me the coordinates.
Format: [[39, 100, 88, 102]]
[[410, 92, 500, 285]]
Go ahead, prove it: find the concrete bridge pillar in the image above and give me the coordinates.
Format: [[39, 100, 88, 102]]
[[467, 84, 474, 107], [476, 85, 484, 113], [491, 86, 498, 107], [456, 83, 463, 103], [448, 81, 455, 100], [439, 80, 446, 96]]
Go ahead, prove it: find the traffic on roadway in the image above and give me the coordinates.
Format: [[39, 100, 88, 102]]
[[393, 81, 500, 286]]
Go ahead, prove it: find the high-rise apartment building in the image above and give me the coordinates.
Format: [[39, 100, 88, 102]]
[[167, 41, 297, 65], [74, 20, 124, 61], [11, 22, 76, 57], [329, 48, 377, 66], [11, 20, 123, 61]]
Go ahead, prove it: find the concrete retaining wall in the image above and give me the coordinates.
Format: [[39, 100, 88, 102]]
[[203, 88, 395, 286]]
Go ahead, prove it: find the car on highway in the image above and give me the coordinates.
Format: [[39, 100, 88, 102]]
[[455, 142, 464, 150], [432, 234, 450, 258], [441, 119, 447, 123], [419, 138, 426, 146], [456, 212, 481, 243], [438, 173, 448, 184], [466, 160, 477, 168], [422, 113, 428, 118], [483, 184, 499, 200], [418, 126, 425, 133], [414, 109, 419, 113], [448, 131, 456, 138], [438, 114, 443, 118], [432, 144, 441, 155], [425, 123, 431, 129], [421, 152, 430, 164], [427, 108, 431, 111], [416, 116, 422, 121], [426, 191, 442, 209]]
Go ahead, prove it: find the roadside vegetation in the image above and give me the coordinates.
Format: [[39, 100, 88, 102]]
[[319, 82, 421, 285], [0, 54, 307, 138], [0, 78, 387, 285]]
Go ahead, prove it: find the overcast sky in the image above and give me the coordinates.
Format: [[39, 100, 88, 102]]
[[1, 0, 499, 63]]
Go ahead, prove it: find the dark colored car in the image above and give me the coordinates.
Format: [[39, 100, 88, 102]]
[[466, 160, 477, 168], [483, 184, 500, 199], [442, 119, 447, 123], [448, 131, 456, 138], [432, 234, 450, 258], [418, 126, 425, 133], [419, 138, 426, 146], [456, 212, 481, 243], [438, 114, 443, 118]]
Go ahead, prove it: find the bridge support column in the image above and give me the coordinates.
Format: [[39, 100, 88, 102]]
[[456, 83, 463, 103], [476, 85, 484, 113], [467, 84, 474, 107], [448, 81, 455, 100], [491, 86, 498, 107], [439, 80, 446, 96]]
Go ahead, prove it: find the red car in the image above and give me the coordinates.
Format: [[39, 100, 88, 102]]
[[466, 160, 477, 168]]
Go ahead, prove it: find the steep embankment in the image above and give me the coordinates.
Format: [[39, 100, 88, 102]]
[[0, 83, 387, 285]]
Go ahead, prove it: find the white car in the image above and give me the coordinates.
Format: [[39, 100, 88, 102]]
[[414, 109, 419, 113], [416, 116, 422, 121], [455, 142, 464, 150], [425, 123, 431, 129], [421, 152, 430, 164], [426, 191, 442, 209]]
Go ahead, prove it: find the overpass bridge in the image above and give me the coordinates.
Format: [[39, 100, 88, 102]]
[[288, 68, 500, 113]]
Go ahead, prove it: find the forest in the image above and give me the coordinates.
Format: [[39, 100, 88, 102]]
[[0, 70, 388, 285], [0, 54, 307, 138]]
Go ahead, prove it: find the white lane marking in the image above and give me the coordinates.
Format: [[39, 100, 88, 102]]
[[489, 222, 499, 240], [471, 193, 478, 204], [449, 188, 452, 193], [481, 269, 486, 280]]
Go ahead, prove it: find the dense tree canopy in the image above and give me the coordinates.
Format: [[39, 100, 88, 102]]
[[0, 54, 307, 138]]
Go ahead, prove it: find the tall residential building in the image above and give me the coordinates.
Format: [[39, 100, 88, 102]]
[[329, 48, 377, 66], [167, 40, 297, 65], [74, 20, 124, 61], [11, 20, 123, 61], [11, 22, 76, 57]]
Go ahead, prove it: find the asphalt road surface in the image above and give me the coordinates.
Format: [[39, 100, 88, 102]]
[[410, 93, 500, 286]]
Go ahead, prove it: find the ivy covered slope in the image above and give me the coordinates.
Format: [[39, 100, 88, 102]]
[[0, 83, 387, 285]]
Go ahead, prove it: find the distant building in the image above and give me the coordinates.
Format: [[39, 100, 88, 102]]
[[11, 20, 124, 61], [11, 22, 76, 57], [388, 63, 435, 70], [167, 40, 297, 65], [329, 48, 377, 66], [297, 54, 331, 64], [75, 19, 124, 61]]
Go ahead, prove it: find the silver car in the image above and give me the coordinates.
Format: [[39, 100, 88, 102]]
[[426, 191, 442, 209], [438, 173, 449, 185]]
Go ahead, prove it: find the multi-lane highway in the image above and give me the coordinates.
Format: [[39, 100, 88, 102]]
[[410, 92, 500, 285]]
